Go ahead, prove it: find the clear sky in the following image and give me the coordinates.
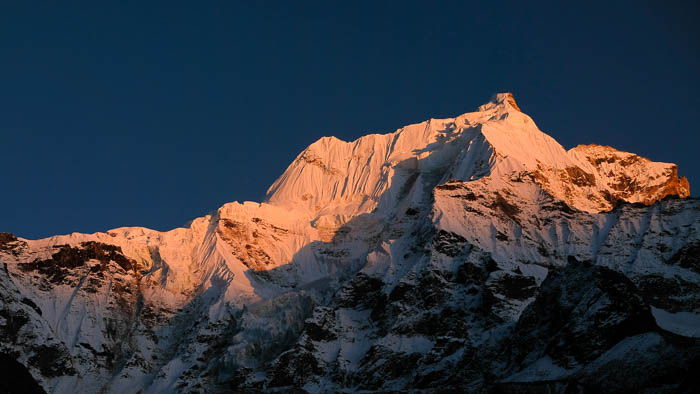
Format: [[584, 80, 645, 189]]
[[2, 1, 698, 239]]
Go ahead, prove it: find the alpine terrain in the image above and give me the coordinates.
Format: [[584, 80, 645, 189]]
[[1, 93, 698, 393]]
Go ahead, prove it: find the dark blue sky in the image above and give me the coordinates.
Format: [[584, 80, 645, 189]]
[[2, 1, 698, 239]]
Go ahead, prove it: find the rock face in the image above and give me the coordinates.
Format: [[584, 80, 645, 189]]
[[1, 94, 698, 393]]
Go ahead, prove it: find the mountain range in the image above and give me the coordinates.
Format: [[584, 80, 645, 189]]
[[1, 93, 698, 393]]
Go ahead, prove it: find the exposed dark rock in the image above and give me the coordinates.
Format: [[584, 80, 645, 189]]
[[455, 262, 487, 285], [435, 182, 465, 191], [490, 193, 522, 223], [17, 242, 138, 284], [28, 344, 75, 377], [304, 308, 337, 342], [509, 261, 657, 368], [433, 230, 468, 257], [540, 199, 578, 215], [452, 192, 479, 201], [388, 281, 417, 303], [489, 273, 537, 300], [404, 207, 419, 216], [398, 307, 469, 338], [565, 166, 596, 187], [0, 232, 27, 256], [20, 297, 42, 316], [354, 346, 422, 390], [336, 273, 384, 309], [485, 258, 499, 273], [666, 241, 700, 274], [495, 231, 509, 241], [0, 232, 18, 244], [222, 367, 263, 392], [0, 353, 46, 394], [575, 333, 700, 394], [267, 347, 323, 388], [0, 308, 29, 343], [416, 269, 451, 309], [636, 274, 700, 312]]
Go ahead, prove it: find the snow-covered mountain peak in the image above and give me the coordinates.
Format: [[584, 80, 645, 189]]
[[478, 92, 521, 112], [264, 93, 690, 218], [1, 93, 698, 393]]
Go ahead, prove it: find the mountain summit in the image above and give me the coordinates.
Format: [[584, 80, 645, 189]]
[[481, 92, 521, 111], [1, 94, 698, 393], [266, 92, 688, 217]]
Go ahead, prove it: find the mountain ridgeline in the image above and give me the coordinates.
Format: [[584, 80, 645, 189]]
[[1, 93, 698, 393]]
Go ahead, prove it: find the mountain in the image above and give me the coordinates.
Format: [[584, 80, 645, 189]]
[[1, 93, 698, 393]]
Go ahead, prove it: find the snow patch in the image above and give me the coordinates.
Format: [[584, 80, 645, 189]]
[[652, 306, 700, 338]]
